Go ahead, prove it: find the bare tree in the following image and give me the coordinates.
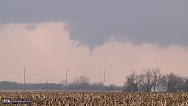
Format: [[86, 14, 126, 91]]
[[152, 67, 162, 92], [166, 73, 184, 92], [124, 71, 143, 91], [141, 69, 153, 92], [141, 67, 162, 92], [75, 76, 90, 84], [183, 78, 188, 91], [72, 75, 90, 90], [158, 75, 168, 87], [157, 74, 168, 91]]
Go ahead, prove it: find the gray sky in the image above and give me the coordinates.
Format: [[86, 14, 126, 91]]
[[0, 0, 188, 48], [0, 1, 188, 85]]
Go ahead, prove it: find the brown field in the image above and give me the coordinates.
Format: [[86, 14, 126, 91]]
[[0, 91, 188, 106]]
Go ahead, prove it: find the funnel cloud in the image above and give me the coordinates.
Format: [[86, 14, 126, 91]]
[[0, 1, 188, 48], [0, 1, 188, 85]]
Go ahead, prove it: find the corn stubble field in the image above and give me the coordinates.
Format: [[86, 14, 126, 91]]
[[0, 91, 188, 106]]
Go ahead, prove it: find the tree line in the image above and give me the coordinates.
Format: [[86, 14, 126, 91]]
[[124, 67, 188, 92], [0, 76, 123, 91], [1, 67, 188, 92]]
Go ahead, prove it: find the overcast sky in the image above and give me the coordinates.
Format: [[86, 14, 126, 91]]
[[0, 1, 188, 85]]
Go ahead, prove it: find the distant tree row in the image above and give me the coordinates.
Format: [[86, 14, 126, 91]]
[[124, 67, 188, 92], [0, 81, 64, 90], [0, 76, 123, 91], [1, 68, 187, 92], [67, 75, 122, 91]]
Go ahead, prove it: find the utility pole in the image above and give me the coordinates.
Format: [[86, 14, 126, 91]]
[[66, 69, 68, 91], [24, 67, 27, 90], [104, 70, 105, 85], [103, 70, 105, 91]]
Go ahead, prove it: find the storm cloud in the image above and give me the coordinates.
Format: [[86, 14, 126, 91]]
[[0, 23, 188, 85], [0, 0, 188, 48]]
